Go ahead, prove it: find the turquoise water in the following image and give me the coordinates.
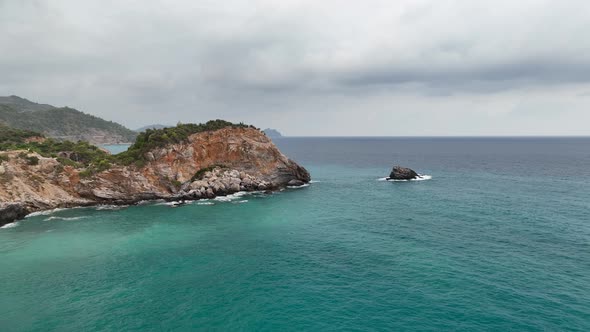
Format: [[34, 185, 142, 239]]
[[100, 144, 131, 154], [1, 138, 590, 331]]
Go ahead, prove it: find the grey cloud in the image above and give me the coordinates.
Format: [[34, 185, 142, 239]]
[[1, 0, 590, 135], [338, 59, 590, 93]]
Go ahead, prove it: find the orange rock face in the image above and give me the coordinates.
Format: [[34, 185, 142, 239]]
[[140, 127, 309, 184], [0, 127, 310, 221]]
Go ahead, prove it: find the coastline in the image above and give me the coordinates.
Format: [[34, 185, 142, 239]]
[[0, 185, 304, 227], [0, 126, 311, 227]]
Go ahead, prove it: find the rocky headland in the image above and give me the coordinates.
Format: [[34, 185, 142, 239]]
[[0, 122, 310, 226]]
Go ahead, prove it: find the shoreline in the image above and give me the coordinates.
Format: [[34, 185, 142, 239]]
[[0, 183, 310, 227]]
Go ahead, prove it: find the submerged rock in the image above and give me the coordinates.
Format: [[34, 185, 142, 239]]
[[388, 166, 420, 180]]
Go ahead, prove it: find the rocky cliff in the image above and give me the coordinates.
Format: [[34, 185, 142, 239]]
[[0, 126, 310, 225]]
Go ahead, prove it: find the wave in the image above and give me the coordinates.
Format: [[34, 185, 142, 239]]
[[287, 183, 311, 189], [0, 221, 19, 229], [137, 199, 164, 205], [155, 201, 190, 206], [377, 175, 432, 182], [95, 205, 128, 210], [214, 191, 249, 202], [25, 208, 69, 218], [43, 216, 88, 221]]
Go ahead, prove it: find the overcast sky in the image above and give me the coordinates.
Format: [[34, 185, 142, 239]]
[[1, 0, 590, 135]]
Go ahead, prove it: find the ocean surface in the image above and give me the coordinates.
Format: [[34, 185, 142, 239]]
[[100, 144, 132, 155], [2, 137, 590, 331]]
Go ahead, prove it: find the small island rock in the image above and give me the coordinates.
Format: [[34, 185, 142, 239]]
[[388, 166, 420, 180]]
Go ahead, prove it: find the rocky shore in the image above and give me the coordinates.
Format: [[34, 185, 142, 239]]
[[0, 126, 310, 226]]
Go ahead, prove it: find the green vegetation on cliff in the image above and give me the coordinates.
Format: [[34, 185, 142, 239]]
[[0, 124, 41, 145], [135, 124, 168, 132], [0, 124, 111, 170], [1, 120, 257, 173], [0, 96, 137, 144], [117, 120, 256, 165]]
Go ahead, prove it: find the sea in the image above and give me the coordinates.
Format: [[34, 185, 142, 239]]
[[1, 137, 589, 331]]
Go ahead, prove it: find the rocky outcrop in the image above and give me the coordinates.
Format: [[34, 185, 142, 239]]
[[138, 126, 309, 187], [0, 202, 28, 226], [0, 127, 310, 225], [387, 166, 420, 180], [181, 168, 270, 200]]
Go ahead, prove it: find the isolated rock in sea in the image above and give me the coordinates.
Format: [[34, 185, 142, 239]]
[[388, 166, 420, 180]]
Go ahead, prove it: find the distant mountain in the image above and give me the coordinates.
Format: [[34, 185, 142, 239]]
[[0, 95, 55, 112], [136, 124, 168, 132], [0, 96, 137, 145], [263, 128, 283, 138]]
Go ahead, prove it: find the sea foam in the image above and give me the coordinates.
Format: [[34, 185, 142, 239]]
[[214, 191, 250, 202], [287, 183, 311, 189], [43, 216, 88, 221], [0, 221, 19, 229], [95, 205, 129, 211], [25, 208, 69, 218], [377, 175, 432, 182]]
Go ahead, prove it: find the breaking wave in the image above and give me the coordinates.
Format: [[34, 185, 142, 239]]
[[214, 191, 250, 202], [287, 183, 311, 189], [25, 208, 69, 218], [0, 222, 19, 229], [95, 205, 128, 211], [43, 216, 88, 222]]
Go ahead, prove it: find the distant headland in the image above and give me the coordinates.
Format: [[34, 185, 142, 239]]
[[263, 128, 283, 139]]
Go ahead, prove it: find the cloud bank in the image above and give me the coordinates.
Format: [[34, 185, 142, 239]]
[[1, 0, 590, 135]]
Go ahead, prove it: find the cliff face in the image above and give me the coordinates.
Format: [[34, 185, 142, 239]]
[[141, 127, 307, 185], [0, 127, 310, 224]]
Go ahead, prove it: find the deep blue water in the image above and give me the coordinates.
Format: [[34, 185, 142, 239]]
[[1, 137, 589, 331]]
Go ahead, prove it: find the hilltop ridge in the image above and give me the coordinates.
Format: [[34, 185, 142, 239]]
[[0, 96, 137, 145]]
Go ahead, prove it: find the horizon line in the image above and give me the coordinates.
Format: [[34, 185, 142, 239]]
[[276, 135, 590, 138]]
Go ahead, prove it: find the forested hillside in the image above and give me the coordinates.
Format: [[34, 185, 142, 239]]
[[0, 96, 136, 144]]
